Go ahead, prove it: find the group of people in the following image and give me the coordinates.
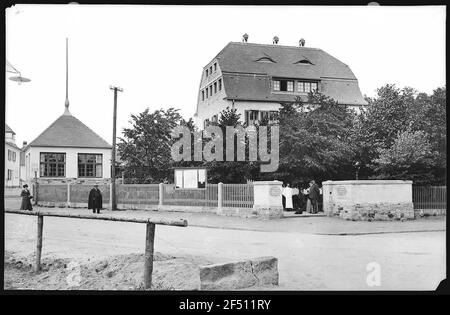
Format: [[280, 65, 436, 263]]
[[20, 183, 103, 214], [282, 180, 321, 214]]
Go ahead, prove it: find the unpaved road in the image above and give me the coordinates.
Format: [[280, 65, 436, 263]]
[[5, 213, 446, 290]]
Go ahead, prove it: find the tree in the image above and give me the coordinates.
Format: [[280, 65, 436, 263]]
[[203, 107, 261, 183], [277, 91, 357, 186], [355, 85, 446, 184], [373, 129, 436, 184], [118, 107, 190, 183]]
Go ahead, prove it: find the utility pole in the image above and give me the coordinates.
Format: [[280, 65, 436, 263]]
[[109, 85, 123, 210]]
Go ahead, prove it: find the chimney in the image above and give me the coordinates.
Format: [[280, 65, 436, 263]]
[[242, 33, 249, 43], [299, 38, 305, 47], [22, 141, 27, 149], [273, 36, 279, 44]]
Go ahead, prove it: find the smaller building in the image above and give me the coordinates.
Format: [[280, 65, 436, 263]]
[[23, 108, 112, 183], [4, 124, 21, 187]]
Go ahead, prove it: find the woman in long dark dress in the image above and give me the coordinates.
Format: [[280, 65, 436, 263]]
[[20, 184, 33, 210]]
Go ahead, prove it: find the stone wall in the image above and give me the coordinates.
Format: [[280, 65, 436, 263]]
[[323, 180, 414, 221]]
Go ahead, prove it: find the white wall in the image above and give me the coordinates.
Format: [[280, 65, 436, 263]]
[[4, 143, 21, 187], [322, 180, 413, 215], [24, 146, 111, 181]]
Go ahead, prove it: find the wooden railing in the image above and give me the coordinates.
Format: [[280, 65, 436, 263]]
[[5, 209, 187, 290]]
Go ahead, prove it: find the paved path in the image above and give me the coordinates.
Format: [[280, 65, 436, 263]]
[[5, 205, 445, 235], [5, 211, 446, 290]]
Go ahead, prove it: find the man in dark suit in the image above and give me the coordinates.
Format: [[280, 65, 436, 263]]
[[88, 184, 103, 214]]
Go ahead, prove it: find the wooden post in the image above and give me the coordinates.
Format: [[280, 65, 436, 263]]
[[218, 182, 223, 213], [144, 222, 155, 290], [158, 183, 164, 207], [34, 171, 38, 205], [67, 181, 71, 207], [36, 214, 43, 272], [109, 85, 123, 211]]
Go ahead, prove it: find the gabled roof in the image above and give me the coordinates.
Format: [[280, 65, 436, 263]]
[[5, 141, 20, 150], [203, 42, 367, 106], [5, 123, 15, 135], [28, 114, 111, 149]]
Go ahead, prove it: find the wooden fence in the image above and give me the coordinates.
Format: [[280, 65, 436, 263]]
[[5, 209, 187, 290], [34, 182, 255, 210], [413, 186, 447, 215], [162, 184, 219, 207], [222, 183, 254, 208]]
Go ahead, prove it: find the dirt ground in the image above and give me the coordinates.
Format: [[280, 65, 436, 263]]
[[4, 210, 446, 290], [4, 250, 213, 290]]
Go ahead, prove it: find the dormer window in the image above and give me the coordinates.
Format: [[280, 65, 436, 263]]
[[294, 59, 314, 65], [255, 57, 276, 63], [206, 69, 208, 77]]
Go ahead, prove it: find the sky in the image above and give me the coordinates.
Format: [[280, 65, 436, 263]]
[[5, 4, 446, 147]]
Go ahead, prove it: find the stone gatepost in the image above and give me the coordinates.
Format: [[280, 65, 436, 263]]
[[322, 180, 414, 221], [253, 180, 283, 219]]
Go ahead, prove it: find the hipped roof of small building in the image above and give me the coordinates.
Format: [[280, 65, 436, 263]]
[[27, 113, 111, 149]]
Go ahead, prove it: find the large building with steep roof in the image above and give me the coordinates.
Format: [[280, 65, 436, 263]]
[[194, 38, 367, 128]]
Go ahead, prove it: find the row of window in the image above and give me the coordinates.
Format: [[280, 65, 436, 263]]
[[203, 110, 278, 128], [39, 153, 103, 178], [245, 110, 278, 126], [273, 79, 319, 93], [205, 62, 218, 77], [201, 78, 222, 101], [7, 149, 17, 162]]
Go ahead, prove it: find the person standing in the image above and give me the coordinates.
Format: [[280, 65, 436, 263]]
[[88, 184, 103, 214], [308, 180, 320, 214], [282, 183, 294, 211], [20, 184, 33, 210]]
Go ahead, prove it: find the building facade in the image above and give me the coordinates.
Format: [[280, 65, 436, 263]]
[[194, 39, 367, 129], [5, 124, 21, 187]]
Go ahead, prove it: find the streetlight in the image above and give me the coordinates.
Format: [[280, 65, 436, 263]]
[[6, 60, 31, 84], [109, 85, 123, 210]]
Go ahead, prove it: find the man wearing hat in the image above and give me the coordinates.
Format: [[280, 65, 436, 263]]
[[20, 184, 33, 210], [88, 184, 103, 214]]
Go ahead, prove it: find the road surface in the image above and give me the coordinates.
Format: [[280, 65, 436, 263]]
[[5, 213, 446, 290]]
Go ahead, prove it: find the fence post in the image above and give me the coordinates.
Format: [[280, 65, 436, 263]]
[[144, 222, 156, 290], [218, 182, 223, 212], [36, 214, 43, 272], [159, 183, 164, 206], [67, 181, 71, 208]]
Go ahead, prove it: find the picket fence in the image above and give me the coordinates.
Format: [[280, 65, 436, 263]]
[[34, 182, 254, 209]]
